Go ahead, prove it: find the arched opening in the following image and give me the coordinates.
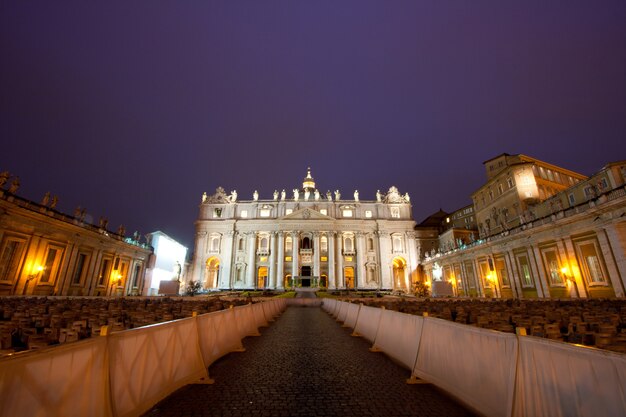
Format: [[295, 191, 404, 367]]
[[344, 237, 353, 252], [320, 274, 328, 288], [344, 267, 355, 289], [205, 257, 220, 289], [392, 257, 407, 290], [367, 237, 374, 251], [257, 266, 268, 289], [301, 236, 311, 249], [285, 274, 292, 288]]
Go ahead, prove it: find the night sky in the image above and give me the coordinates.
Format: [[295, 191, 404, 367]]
[[2, 1, 625, 250]]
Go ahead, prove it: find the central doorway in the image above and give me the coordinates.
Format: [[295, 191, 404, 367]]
[[301, 266, 311, 287]]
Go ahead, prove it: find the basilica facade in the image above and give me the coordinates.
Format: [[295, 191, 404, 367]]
[[190, 169, 418, 291]]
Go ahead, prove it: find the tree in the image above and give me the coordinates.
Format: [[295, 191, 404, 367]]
[[185, 280, 203, 297]]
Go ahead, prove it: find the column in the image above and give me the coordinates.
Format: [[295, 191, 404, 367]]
[[276, 232, 285, 290], [473, 259, 485, 297], [191, 231, 208, 285], [356, 232, 366, 289], [291, 231, 299, 286], [598, 227, 626, 297], [268, 232, 277, 289], [336, 233, 344, 288], [313, 232, 321, 286], [245, 232, 256, 289], [378, 231, 393, 289], [328, 232, 336, 289], [530, 245, 549, 298], [406, 232, 419, 290], [504, 250, 521, 299], [220, 231, 235, 289]]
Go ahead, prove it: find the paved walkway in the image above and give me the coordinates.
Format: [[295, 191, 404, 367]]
[[146, 306, 476, 417]]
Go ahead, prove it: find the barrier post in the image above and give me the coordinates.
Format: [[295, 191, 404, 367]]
[[406, 312, 429, 385], [368, 306, 385, 352], [350, 303, 364, 336], [192, 312, 215, 385]]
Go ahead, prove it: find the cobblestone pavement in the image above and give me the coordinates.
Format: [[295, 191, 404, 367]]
[[146, 306, 477, 417]]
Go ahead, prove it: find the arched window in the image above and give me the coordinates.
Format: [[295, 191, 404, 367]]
[[302, 237, 311, 249], [367, 238, 374, 251], [285, 236, 293, 252], [344, 237, 353, 252], [260, 237, 268, 250], [238, 238, 244, 251], [210, 234, 220, 252]]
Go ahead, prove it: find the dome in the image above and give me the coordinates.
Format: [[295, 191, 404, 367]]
[[302, 167, 316, 190]]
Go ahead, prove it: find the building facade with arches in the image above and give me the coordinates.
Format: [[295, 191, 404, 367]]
[[190, 169, 419, 292]]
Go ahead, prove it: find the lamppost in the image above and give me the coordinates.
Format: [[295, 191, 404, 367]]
[[23, 265, 43, 295], [561, 265, 580, 298]]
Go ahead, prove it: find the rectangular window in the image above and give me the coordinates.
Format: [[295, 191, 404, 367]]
[[516, 255, 534, 287], [132, 264, 142, 288], [390, 207, 400, 218], [547, 169, 554, 182], [240, 210, 248, 218], [40, 245, 64, 283], [259, 209, 271, 217], [365, 210, 372, 218], [213, 208, 222, 218], [507, 178, 514, 188], [464, 262, 476, 289], [285, 209, 293, 215], [584, 186, 594, 198], [598, 178, 609, 190], [342, 209, 353, 218], [72, 253, 88, 285], [479, 261, 492, 288], [321, 256, 328, 262], [542, 248, 564, 286], [98, 259, 112, 286], [568, 193, 576, 206], [285, 256, 292, 262], [577, 241, 607, 284], [498, 184, 504, 195], [495, 258, 509, 286], [285, 237, 292, 253], [0, 238, 26, 282], [320, 209, 327, 215]]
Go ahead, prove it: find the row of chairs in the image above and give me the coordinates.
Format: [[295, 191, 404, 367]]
[[356, 298, 626, 354], [0, 296, 250, 356]]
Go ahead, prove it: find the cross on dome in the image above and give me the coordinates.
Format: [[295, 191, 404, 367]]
[[302, 167, 316, 191]]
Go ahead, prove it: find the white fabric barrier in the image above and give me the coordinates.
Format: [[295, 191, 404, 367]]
[[0, 338, 111, 417], [286, 298, 322, 307], [251, 302, 269, 329], [233, 304, 260, 338], [262, 300, 278, 321], [330, 300, 343, 319], [414, 317, 518, 417], [352, 305, 383, 343], [371, 308, 423, 370], [343, 303, 361, 329], [322, 298, 336, 313], [513, 336, 626, 417], [336, 301, 349, 323], [108, 317, 208, 417], [196, 308, 244, 367]]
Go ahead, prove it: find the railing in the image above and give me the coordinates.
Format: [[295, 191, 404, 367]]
[[323, 299, 626, 417], [0, 299, 287, 417]]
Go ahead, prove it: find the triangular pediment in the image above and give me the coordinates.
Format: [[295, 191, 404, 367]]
[[280, 208, 334, 220]]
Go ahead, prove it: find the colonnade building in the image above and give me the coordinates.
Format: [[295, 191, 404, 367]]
[[190, 169, 418, 291]]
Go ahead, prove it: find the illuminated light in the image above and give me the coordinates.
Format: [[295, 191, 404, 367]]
[[425, 280, 431, 287], [285, 256, 292, 261], [260, 256, 268, 262], [35, 265, 44, 273], [446, 217, 450, 223], [560, 266, 570, 276], [345, 256, 353, 262], [321, 256, 327, 262]]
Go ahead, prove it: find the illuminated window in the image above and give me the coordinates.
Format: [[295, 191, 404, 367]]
[[576, 241, 607, 284], [342, 209, 353, 217], [546, 169, 554, 182], [495, 258, 509, 286], [210, 234, 220, 252], [488, 190, 494, 201], [498, 184, 504, 195], [344, 236, 354, 252], [285, 209, 293, 215], [365, 210, 372, 218], [40, 245, 64, 283], [321, 256, 327, 262], [240, 210, 248, 218], [568, 193, 576, 206], [541, 248, 564, 286], [260, 256, 268, 262], [321, 236, 328, 252], [260, 209, 271, 217], [516, 255, 534, 287], [285, 236, 292, 252], [320, 209, 327, 215], [285, 256, 292, 262], [344, 256, 353, 262], [0, 237, 26, 282], [259, 236, 269, 251]]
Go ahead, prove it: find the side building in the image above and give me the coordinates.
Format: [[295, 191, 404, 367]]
[[190, 169, 418, 292], [419, 156, 626, 299], [0, 187, 152, 296]]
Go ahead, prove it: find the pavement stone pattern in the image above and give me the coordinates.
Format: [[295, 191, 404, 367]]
[[146, 306, 477, 417]]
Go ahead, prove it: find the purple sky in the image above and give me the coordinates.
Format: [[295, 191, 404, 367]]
[[2, 1, 625, 249]]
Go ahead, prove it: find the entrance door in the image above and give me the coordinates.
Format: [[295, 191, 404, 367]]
[[301, 266, 311, 287]]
